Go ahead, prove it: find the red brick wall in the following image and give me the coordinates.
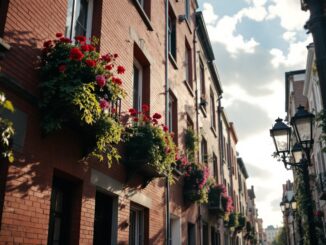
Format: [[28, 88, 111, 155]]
[[0, 0, 204, 244]]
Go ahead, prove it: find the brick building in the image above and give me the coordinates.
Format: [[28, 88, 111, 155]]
[[0, 0, 254, 244]]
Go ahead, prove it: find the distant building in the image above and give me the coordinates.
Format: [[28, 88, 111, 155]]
[[265, 225, 280, 245]]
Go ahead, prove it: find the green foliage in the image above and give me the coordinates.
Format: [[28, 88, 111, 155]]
[[124, 111, 176, 181], [0, 91, 15, 162], [272, 227, 287, 245], [316, 110, 326, 153], [39, 35, 126, 166], [183, 163, 210, 204], [184, 128, 198, 162], [227, 212, 239, 230], [236, 214, 246, 230]]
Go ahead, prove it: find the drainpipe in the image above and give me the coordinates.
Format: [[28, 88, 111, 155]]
[[193, 22, 202, 245], [304, 0, 326, 110], [165, 1, 170, 245]]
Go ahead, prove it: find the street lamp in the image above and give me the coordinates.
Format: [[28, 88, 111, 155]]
[[270, 106, 317, 245]]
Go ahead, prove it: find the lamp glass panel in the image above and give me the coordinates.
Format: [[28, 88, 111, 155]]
[[294, 118, 311, 142], [285, 202, 290, 209], [291, 201, 297, 210], [273, 130, 289, 152], [280, 203, 285, 212], [292, 150, 303, 164]]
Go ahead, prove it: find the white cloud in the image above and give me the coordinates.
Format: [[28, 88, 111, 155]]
[[270, 35, 312, 68], [202, 3, 218, 25], [282, 31, 297, 42], [267, 0, 309, 31], [203, 3, 261, 56]]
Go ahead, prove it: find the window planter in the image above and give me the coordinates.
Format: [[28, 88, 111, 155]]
[[207, 184, 226, 217], [183, 163, 210, 204], [123, 107, 176, 185], [39, 34, 126, 166], [0, 91, 14, 162]]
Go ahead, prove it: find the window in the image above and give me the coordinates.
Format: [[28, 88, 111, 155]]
[[65, 0, 93, 39], [129, 204, 146, 245], [48, 175, 82, 245], [133, 60, 143, 112], [185, 0, 190, 20], [185, 40, 193, 89], [169, 91, 178, 144], [213, 153, 218, 182], [187, 223, 196, 245], [210, 90, 216, 130], [93, 192, 116, 245], [202, 223, 209, 245], [186, 114, 194, 130], [133, 44, 150, 112], [199, 59, 206, 108], [168, 8, 177, 60], [201, 137, 208, 164], [170, 216, 181, 245]]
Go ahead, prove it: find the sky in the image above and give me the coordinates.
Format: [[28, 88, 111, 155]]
[[198, 0, 312, 227]]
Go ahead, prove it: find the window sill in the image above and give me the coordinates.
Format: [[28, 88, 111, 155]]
[[183, 80, 194, 97], [133, 0, 154, 31], [210, 126, 217, 138], [169, 53, 178, 69], [200, 105, 207, 117]]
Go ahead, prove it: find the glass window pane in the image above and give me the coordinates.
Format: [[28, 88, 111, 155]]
[[65, 0, 74, 38], [133, 65, 140, 111], [74, 0, 89, 37], [53, 217, 61, 241]]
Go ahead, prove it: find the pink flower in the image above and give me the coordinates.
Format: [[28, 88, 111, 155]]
[[117, 65, 125, 74], [99, 99, 109, 110], [96, 75, 106, 88]]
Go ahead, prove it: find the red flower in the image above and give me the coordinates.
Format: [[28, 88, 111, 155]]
[[113, 77, 122, 85], [58, 64, 66, 73], [43, 40, 52, 48], [142, 104, 149, 112], [85, 59, 96, 67], [117, 65, 125, 74], [133, 117, 139, 122], [114, 53, 118, 58], [153, 113, 162, 119], [56, 33, 63, 38], [99, 99, 109, 110], [152, 119, 158, 125], [75, 35, 86, 43], [81, 45, 89, 52], [96, 75, 106, 88], [69, 47, 84, 61], [101, 54, 111, 62], [60, 37, 72, 43], [163, 125, 169, 132], [105, 64, 113, 70], [129, 108, 137, 116]]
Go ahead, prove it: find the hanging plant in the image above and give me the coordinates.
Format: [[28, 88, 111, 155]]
[[184, 128, 198, 162], [123, 105, 176, 181], [183, 162, 211, 204], [227, 212, 239, 230], [236, 213, 246, 231], [0, 91, 14, 162], [39, 33, 126, 165], [208, 184, 226, 216]]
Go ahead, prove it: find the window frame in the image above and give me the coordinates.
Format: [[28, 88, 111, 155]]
[[65, 0, 94, 40], [201, 137, 208, 164], [129, 205, 145, 245], [133, 59, 143, 112], [185, 0, 190, 20], [210, 89, 216, 131], [168, 7, 177, 62]]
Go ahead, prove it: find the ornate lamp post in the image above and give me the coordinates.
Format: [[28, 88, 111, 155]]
[[270, 106, 317, 245]]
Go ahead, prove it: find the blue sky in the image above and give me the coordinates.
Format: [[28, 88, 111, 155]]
[[198, 0, 312, 227]]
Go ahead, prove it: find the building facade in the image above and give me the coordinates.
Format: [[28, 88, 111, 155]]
[[0, 1, 258, 244]]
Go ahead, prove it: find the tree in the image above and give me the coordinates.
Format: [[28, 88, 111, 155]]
[[272, 227, 287, 245]]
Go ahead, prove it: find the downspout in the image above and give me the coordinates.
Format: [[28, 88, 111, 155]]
[[193, 23, 202, 245], [165, 1, 170, 245]]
